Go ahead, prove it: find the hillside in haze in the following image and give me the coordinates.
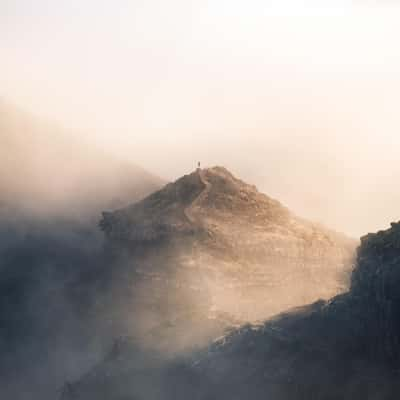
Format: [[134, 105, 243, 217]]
[[55, 167, 356, 400], [62, 220, 400, 400], [0, 164, 356, 400], [0, 99, 163, 217], [0, 100, 163, 399]]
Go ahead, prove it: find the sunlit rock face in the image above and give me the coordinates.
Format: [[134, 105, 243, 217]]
[[100, 166, 356, 326], [64, 220, 400, 400]]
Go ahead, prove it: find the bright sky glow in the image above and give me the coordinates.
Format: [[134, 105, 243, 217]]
[[2, 0, 400, 236]]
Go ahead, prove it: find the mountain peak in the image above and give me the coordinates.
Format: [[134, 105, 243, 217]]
[[64, 175, 357, 400], [197, 165, 246, 185], [100, 166, 290, 243], [196, 165, 259, 197], [99, 166, 355, 322]]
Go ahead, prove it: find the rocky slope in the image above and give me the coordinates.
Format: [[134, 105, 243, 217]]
[[3, 164, 355, 400], [61, 221, 400, 400], [182, 221, 400, 400], [100, 166, 355, 325], [56, 167, 355, 398]]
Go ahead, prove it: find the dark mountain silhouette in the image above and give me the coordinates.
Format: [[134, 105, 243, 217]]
[[63, 221, 400, 400]]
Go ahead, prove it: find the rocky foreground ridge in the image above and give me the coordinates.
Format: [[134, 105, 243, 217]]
[[100, 166, 355, 323], [62, 221, 400, 400]]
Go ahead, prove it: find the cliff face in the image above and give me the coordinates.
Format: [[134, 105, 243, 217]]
[[350, 222, 400, 364], [99, 166, 356, 324]]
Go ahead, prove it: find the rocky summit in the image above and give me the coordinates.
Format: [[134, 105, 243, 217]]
[[100, 166, 355, 324]]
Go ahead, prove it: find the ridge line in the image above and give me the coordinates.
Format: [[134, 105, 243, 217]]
[[183, 169, 211, 228]]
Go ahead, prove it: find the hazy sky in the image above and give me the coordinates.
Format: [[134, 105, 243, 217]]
[[2, 0, 400, 236]]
